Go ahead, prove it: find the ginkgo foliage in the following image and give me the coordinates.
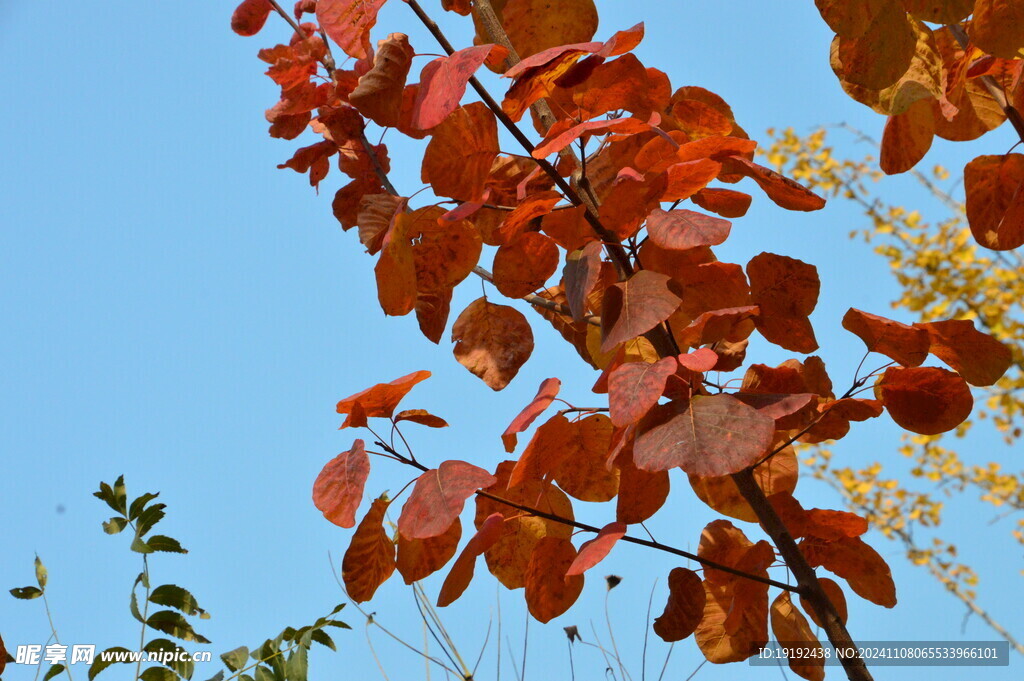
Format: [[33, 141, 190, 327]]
[[232, 1, 1014, 680]]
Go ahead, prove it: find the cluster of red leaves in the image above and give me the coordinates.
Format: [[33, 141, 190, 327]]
[[815, 0, 1024, 249], [236, 0, 1013, 675]]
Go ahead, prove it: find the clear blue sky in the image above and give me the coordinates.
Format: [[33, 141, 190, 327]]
[[1, 2, 1020, 680]]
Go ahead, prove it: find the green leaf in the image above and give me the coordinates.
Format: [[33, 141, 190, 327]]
[[43, 664, 65, 681], [135, 504, 167, 538], [34, 555, 48, 589], [285, 646, 308, 681], [144, 638, 194, 680], [88, 647, 133, 680], [254, 667, 274, 681], [147, 536, 188, 554], [131, 535, 155, 554], [130, 492, 160, 521], [146, 610, 210, 644], [323, 619, 350, 630], [329, 603, 346, 615], [94, 479, 126, 515], [309, 630, 335, 651], [113, 476, 128, 514], [139, 666, 177, 681], [204, 673, 224, 681], [280, 627, 296, 642], [220, 647, 249, 672], [103, 517, 129, 535], [10, 586, 42, 600], [131, 576, 146, 623], [149, 585, 206, 618]]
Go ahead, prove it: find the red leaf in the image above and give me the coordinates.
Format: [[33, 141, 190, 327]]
[[316, 0, 386, 60], [524, 537, 585, 623], [342, 496, 396, 602], [747, 253, 820, 353], [646, 209, 731, 250], [608, 357, 678, 427], [842, 308, 930, 367], [413, 45, 503, 130], [493, 232, 560, 297], [674, 305, 759, 349], [634, 394, 775, 476], [914, 319, 1013, 386], [396, 518, 462, 584], [566, 521, 627, 576], [336, 370, 431, 426], [652, 567, 705, 642], [312, 439, 370, 528], [394, 409, 449, 428], [676, 347, 719, 373], [437, 512, 505, 607], [875, 366, 973, 435], [615, 448, 670, 524], [501, 377, 562, 453], [532, 116, 654, 159], [723, 156, 826, 211], [600, 271, 682, 353], [232, 0, 273, 36], [452, 298, 534, 390], [421, 102, 499, 202], [398, 460, 497, 540], [691, 188, 752, 218]]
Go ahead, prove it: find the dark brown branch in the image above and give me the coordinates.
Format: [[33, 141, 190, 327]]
[[732, 469, 874, 681]]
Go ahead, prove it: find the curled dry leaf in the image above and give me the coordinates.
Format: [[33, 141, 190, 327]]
[[652, 567, 705, 642], [566, 521, 627, 576], [875, 365, 973, 435], [501, 377, 561, 452], [313, 439, 370, 528], [336, 370, 431, 426], [342, 496, 396, 602], [524, 537, 585, 623], [452, 298, 534, 390], [349, 33, 415, 126], [397, 460, 497, 540]]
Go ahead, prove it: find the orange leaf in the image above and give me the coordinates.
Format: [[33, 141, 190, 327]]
[[357, 193, 404, 255], [814, 0, 889, 39], [316, 0, 386, 60], [493, 232, 560, 298], [608, 357, 678, 427], [374, 211, 418, 316], [422, 103, 499, 201], [901, 0, 972, 24], [676, 347, 720, 373], [566, 521, 627, 576], [412, 45, 503, 129], [914, 319, 1013, 386], [476, 461, 575, 589], [652, 567, 705, 642], [415, 288, 453, 344], [496, 191, 562, 243], [312, 439, 370, 528], [509, 413, 576, 488], [336, 370, 431, 425], [437, 512, 504, 607], [691, 188, 752, 218], [661, 160, 723, 201], [600, 271, 681, 353], [476, 0, 598, 72], [394, 409, 449, 428], [830, 4, 916, 89], [963, 154, 1024, 251], [408, 208, 484, 292], [646, 209, 731, 251], [799, 577, 848, 628], [397, 518, 462, 584], [747, 253, 820, 353], [615, 444, 670, 524], [770, 593, 826, 681], [673, 305, 759, 349], [969, 0, 1024, 59], [768, 493, 869, 541], [842, 308, 930, 367], [800, 536, 897, 608], [634, 394, 775, 476], [398, 460, 497, 540], [550, 414, 619, 502], [231, 0, 273, 36], [532, 116, 654, 159], [698, 520, 775, 584], [349, 33, 415, 126], [452, 298, 534, 390], [722, 156, 826, 212], [342, 496, 396, 602], [524, 537, 585, 623], [880, 97, 934, 175], [875, 365, 973, 435], [696, 579, 769, 663], [689, 448, 798, 523], [501, 377, 562, 453]]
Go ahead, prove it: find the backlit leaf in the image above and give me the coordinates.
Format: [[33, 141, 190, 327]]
[[747, 253, 819, 353], [501, 377, 561, 452], [336, 370, 431, 423], [413, 46, 504, 130], [566, 521, 627, 576], [313, 440, 369, 529], [600, 271, 681, 353], [422, 103, 499, 201], [653, 567, 705, 642], [317, 0, 386, 60], [437, 513, 504, 606], [493, 232, 560, 298], [231, 0, 273, 36], [398, 460, 497, 540], [524, 537, 584, 623], [875, 366, 973, 435], [397, 518, 462, 584], [608, 357, 677, 427], [799, 577, 848, 628], [646, 209, 731, 251], [914, 319, 1013, 386], [800, 536, 897, 608], [342, 496, 396, 602], [770, 593, 826, 681], [963, 154, 1024, 251], [842, 308, 930, 367], [350, 33, 415, 126]]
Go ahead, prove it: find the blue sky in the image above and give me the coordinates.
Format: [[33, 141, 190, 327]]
[[1, 2, 1020, 680]]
